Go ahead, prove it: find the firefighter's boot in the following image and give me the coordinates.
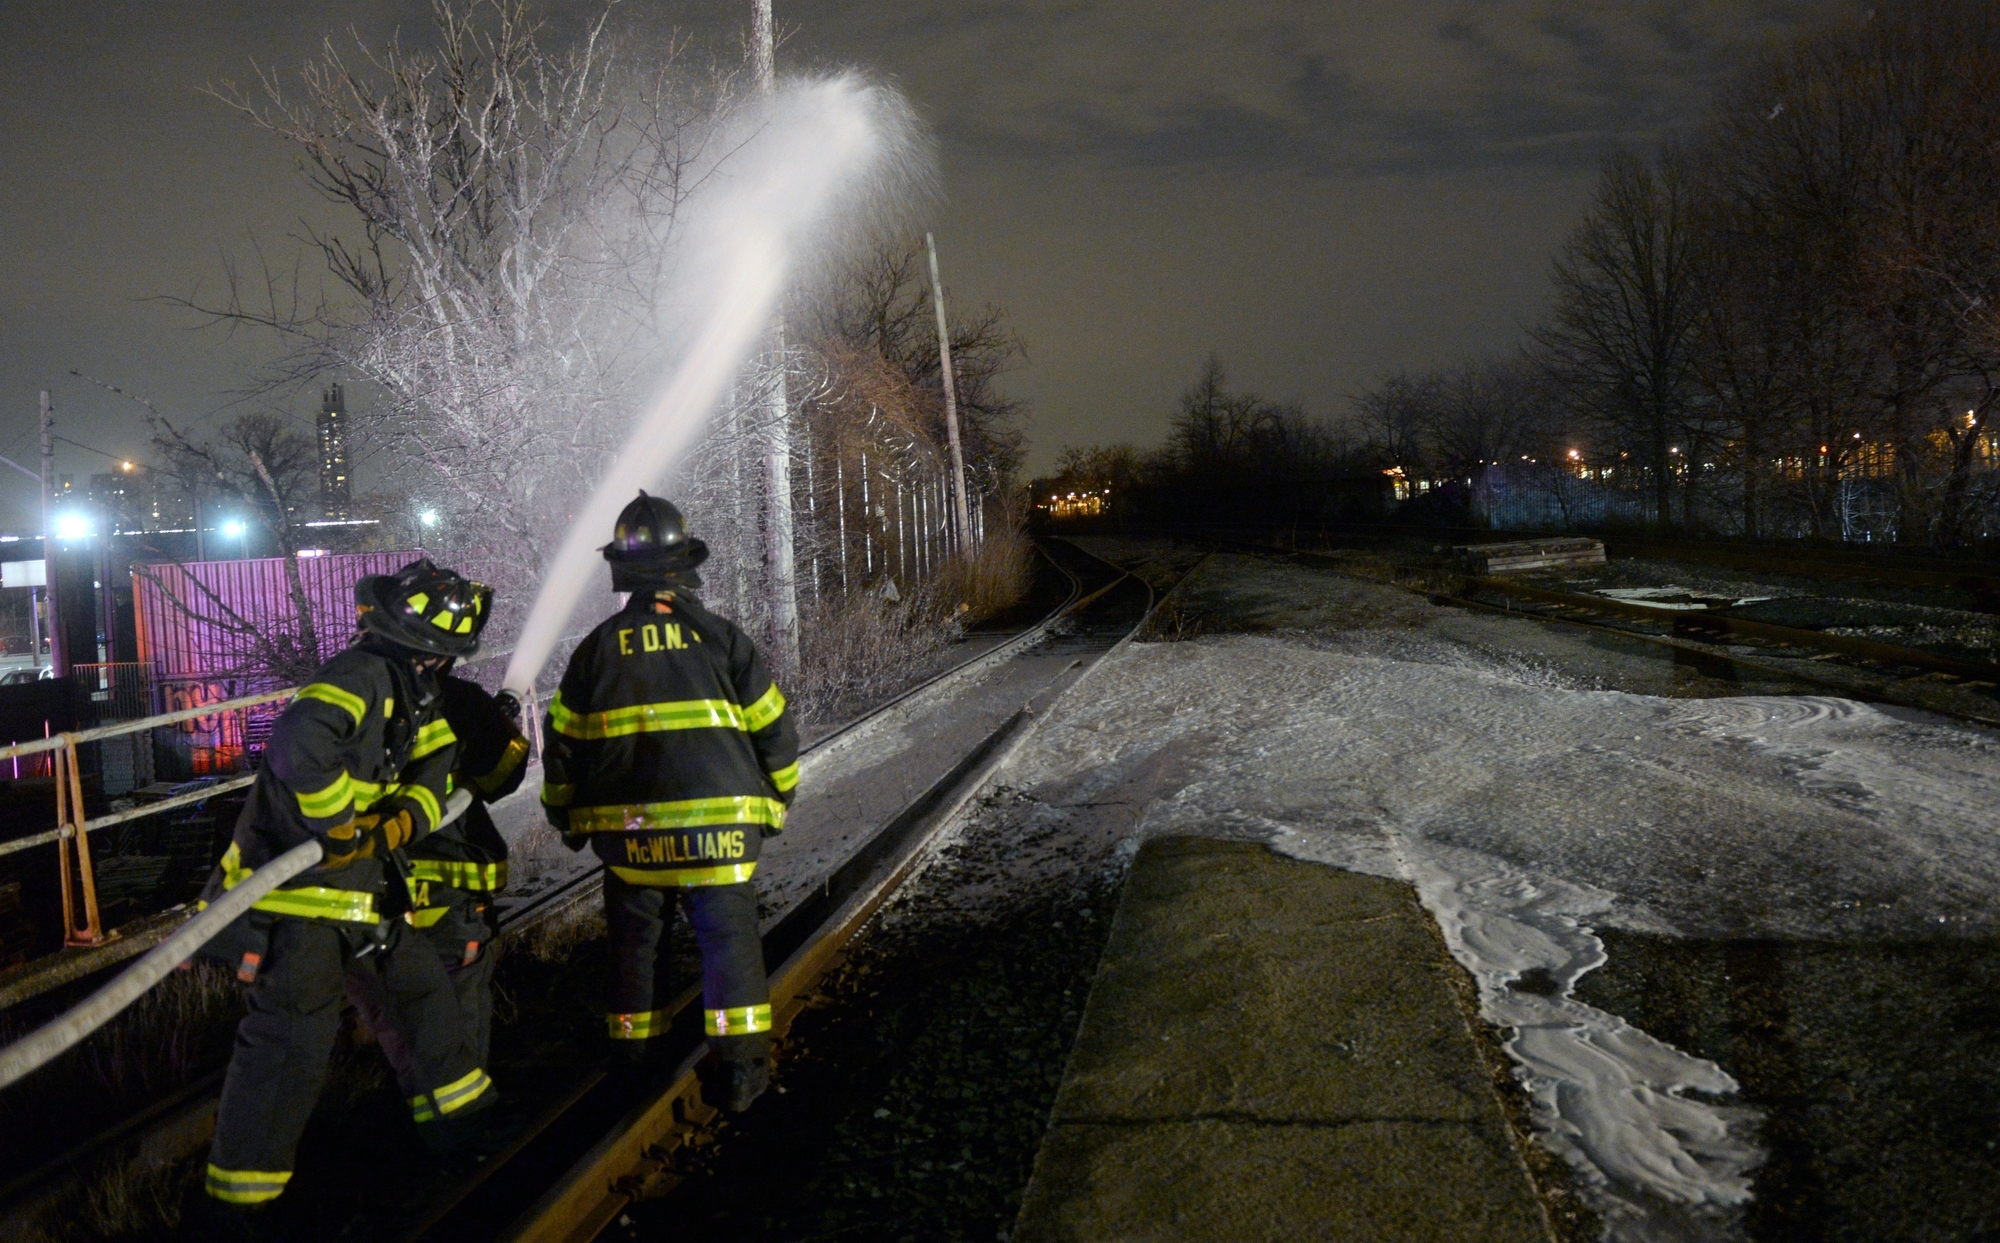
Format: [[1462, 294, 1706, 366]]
[[704, 1036, 771, 1113]]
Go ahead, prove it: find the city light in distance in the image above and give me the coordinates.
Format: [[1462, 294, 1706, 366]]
[[120, 461, 133, 472]]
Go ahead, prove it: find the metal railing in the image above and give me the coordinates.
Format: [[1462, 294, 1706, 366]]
[[0, 682, 548, 953], [0, 688, 298, 947]]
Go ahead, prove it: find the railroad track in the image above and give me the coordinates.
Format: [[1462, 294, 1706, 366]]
[[1220, 539, 2000, 727], [0, 540, 1163, 1243], [1136, 520, 2000, 608], [404, 539, 1161, 1243]]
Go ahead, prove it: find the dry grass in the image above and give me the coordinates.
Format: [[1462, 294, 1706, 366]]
[[512, 896, 608, 964], [0, 960, 242, 1172], [791, 527, 1031, 726], [921, 524, 1033, 622]]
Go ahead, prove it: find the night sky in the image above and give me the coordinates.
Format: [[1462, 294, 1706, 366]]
[[0, 1, 1849, 530]]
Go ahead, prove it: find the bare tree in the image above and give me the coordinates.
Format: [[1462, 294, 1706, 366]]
[[182, 1, 730, 627], [812, 238, 1027, 486], [71, 370, 327, 680], [1537, 148, 1707, 531], [1348, 370, 1434, 472]]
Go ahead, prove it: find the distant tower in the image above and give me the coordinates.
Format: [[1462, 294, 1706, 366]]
[[318, 383, 352, 521]]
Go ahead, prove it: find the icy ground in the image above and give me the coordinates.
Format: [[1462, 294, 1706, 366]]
[[928, 546, 2000, 1243]]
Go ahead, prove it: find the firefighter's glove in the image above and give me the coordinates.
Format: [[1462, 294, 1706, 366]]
[[323, 809, 416, 865]]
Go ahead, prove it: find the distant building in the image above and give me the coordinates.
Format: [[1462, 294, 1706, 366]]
[[89, 464, 193, 534], [318, 383, 352, 521]]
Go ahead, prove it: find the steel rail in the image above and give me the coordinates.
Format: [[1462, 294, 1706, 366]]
[[1462, 574, 2000, 683], [476, 541, 1160, 1243], [1599, 535, 2000, 597], [1217, 539, 2000, 725]]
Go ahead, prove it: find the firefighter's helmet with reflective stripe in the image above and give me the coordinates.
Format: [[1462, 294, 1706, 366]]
[[356, 559, 491, 657]]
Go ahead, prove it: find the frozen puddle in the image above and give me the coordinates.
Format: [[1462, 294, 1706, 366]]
[[1275, 828, 1761, 1241], [1003, 621, 2000, 1242], [1595, 586, 1775, 610]]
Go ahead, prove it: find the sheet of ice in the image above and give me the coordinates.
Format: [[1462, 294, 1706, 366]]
[[1277, 827, 1761, 1239], [993, 621, 2000, 1240], [1596, 587, 1775, 610]]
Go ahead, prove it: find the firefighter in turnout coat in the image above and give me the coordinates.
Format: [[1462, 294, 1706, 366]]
[[540, 492, 799, 1112], [198, 561, 497, 1221], [347, 668, 527, 1091]]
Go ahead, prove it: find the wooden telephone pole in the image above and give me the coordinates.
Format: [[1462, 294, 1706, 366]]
[[926, 233, 972, 551]]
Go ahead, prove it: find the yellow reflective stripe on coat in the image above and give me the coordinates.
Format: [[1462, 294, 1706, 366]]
[[541, 781, 574, 808], [548, 693, 747, 740], [297, 772, 394, 822], [410, 717, 457, 760], [401, 783, 443, 834], [218, 842, 380, 924], [471, 735, 530, 796], [567, 796, 785, 834], [297, 681, 368, 725], [408, 905, 451, 928], [296, 772, 355, 820], [705, 1003, 772, 1036], [252, 885, 379, 923], [742, 683, 786, 732], [607, 1009, 669, 1039], [608, 862, 757, 887], [768, 761, 799, 794], [407, 858, 508, 891], [205, 1164, 292, 1205], [408, 1067, 493, 1123]]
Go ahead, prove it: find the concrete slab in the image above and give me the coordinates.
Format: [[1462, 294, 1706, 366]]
[[1013, 836, 1552, 1243]]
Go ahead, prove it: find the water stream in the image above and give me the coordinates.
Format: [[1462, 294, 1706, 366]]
[[502, 75, 916, 696]]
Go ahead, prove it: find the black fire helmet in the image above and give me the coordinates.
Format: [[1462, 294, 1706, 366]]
[[355, 558, 492, 657], [601, 490, 709, 569]]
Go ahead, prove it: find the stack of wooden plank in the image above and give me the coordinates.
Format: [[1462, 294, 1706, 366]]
[[1455, 537, 1606, 575]]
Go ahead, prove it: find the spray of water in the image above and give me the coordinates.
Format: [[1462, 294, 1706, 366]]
[[502, 75, 920, 696]]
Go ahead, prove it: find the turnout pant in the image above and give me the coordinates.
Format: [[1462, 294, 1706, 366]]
[[604, 872, 770, 1062], [348, 888, 498, 1087], [205, 917, 493, 1206]]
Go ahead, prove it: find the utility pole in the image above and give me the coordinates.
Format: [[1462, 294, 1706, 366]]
[[754, 0, 800, 670], [39, 391, 65, 677], [925, 233, 973, 551]]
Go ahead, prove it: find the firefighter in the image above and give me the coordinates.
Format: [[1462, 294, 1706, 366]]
[[196, 560, 496, 1226], [347, 646, 527, 1092], [539, 492, 799, 1112]]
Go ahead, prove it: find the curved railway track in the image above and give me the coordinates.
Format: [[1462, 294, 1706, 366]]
[[1155, 521, 2000, 607], [407, 540, 1163, 1243], [0, 540, 1176, 1243], [1221, 539, 2000, 727]]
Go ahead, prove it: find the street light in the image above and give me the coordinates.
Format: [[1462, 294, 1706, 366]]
[[53, 512, 91, 540], [419, 510, 439, 528], [221, 519, 246, 538]]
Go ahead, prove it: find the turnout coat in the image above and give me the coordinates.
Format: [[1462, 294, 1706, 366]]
[[201, 640, 458, 925], [402, 675, 527, 931], [540, 588, 798, 887]]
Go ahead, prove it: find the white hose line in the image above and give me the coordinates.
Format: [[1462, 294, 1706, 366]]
[[0, 789, 473, 1091]]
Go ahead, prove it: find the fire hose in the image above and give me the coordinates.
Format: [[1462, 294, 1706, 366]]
[[0, 789, 473, 1091]]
